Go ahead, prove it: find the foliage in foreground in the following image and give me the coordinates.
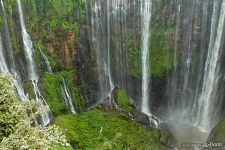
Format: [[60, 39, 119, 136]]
[[0, 74, 71, 150], [54, 108, 167, 150]]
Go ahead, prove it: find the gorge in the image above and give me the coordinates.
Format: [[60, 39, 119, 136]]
[[1, 0, 225, 149]]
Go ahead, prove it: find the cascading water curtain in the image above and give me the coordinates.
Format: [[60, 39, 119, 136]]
[[165, 0, 225, 132]]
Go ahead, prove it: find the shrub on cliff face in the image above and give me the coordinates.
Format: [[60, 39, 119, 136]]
[[0, 74, 70, 150]]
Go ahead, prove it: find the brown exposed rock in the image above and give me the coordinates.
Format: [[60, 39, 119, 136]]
[[45, 28, 78, 68]]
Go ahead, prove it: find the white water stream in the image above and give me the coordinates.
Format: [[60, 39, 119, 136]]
[[17, 0, 51, 126]]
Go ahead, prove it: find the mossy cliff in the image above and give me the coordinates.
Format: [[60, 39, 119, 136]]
[[22, 0, 85, 69]]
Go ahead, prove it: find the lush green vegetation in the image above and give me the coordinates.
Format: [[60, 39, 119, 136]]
[[149, 25, 173, 77], [3, 0, 16, 15], [54, 108, 167, 150], [0, 15, 3, 25], [42, 70, 85, 116], [22, 0, 84, 33], [115, 90, 133, 112], [19, 0, 85, 70], [127, 33, 142, 78]]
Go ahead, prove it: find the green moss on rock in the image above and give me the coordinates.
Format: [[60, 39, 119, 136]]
[[0, 15, 3, 25], [115, 89, 132, 112], [3, 0, 16, 16], [207, 119, 225, 144]]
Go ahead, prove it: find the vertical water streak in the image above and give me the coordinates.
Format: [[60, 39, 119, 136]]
[[192, 0, 209, 122], [17, 0, 51, 125], [106, 0, 114, 93], [198, 0, 225, 130], [17, 0, 37, 80], [1, 0, 15, 69], [60, 78, 76, 114], [140, 0, 152, 114], [0, 35, 9, 72], [32, 80, 51, 125], [39, 49, 52, 72]]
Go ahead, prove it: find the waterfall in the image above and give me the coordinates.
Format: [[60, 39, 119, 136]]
[[32, 80, 52, 125], [89, 0, 115, 102], [39, 49, 52, 72], [17, 0, 37, 80], [1, 0, 15, 69], [60, 78, 76, 114], [198, 0, 225, 130], [0, 0, 27, 100], [88, 1, 160, 127], [86, 0, 225, 133], [17, 0, 51, 125], [166, 0, 202, 124], [106, 0, 114, 94], [163, 0, 225, 145], [140, 0, 152, 115], [0, 33, 27, 100]]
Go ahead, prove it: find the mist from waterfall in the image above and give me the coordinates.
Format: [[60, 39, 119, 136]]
[[163, 0, 225, 145]]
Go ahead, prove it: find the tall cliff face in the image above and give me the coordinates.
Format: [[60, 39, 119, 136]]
[[1, 0, 225, 145]]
